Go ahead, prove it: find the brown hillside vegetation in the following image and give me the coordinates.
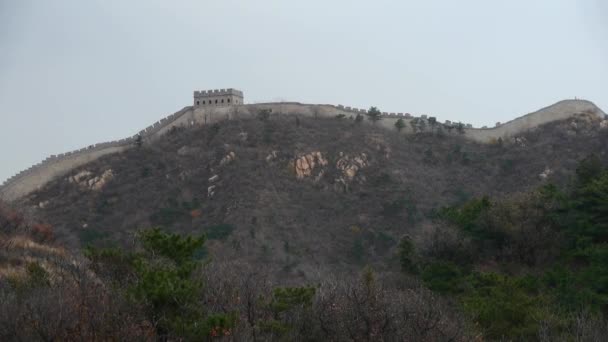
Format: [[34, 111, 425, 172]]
[[21, 111, 608, 281], [3, 111, 608, 340]]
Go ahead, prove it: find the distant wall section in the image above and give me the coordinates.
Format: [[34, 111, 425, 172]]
[[462, 100, 606, 142], [1, 99, 605, 202], [0, 106, 194, 202]]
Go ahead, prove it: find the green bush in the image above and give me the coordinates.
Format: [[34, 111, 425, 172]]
[[374, 231, 396, 251], [366, 106, 382, 123], [421, 261, 464, 294], [350, 237, 365, 264], [79, 228, 109, 246], [395, 118, 405, 132], [150, 207, 188, 226], [462, 272, 542, 340], [84, 228, 232, 339], [205, 224, 236, 240], [382, 194, 418, 223], [397, 236, 418, 273], [7, 262, 51, 296]]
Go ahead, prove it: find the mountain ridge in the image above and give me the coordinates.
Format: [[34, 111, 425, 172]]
[[1, 98, 605, 202]]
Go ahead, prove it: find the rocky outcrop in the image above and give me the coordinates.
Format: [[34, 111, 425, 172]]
[[68, 169, 114, 191], [291, 151, 369, 190], [2, 99, 605, 203], [293, 152, 328, 180], [177, 145, 202, 156], [335, 153, 369, 192], [336, 153, 368, 181], [207, 175, 220, 198], [539, 167, 553, 180], [220, 152, 236, 166], [266, 151, 279, 163], [513, 137, 527, 148]]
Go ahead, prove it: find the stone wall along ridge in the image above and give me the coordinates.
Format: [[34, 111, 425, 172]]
[[1, 99, 605, 202], [463, 99, 606, 142], [0, 106, 194, 200], [333, 99, 605, 141]]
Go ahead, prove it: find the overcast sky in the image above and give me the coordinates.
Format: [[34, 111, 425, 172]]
[[1, 0, 607, 182]]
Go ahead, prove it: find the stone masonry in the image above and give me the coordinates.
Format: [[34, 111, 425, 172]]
[[193, 88, 244, 107], [0, 92, 605, 203]]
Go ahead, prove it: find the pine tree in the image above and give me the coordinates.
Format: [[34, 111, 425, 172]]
[[366, 106, 382, 124], [395, 118, 406, 132]]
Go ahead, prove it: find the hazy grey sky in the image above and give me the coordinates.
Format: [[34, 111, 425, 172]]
[[1, 0, 607, 182]]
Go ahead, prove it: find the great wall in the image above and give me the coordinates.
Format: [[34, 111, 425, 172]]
[[0, 88, 605, 202]]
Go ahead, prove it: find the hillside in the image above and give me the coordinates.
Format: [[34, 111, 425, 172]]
[[3, 107, 608, 340], [1, 99, 603, 203], [20, 110, 608, 281]]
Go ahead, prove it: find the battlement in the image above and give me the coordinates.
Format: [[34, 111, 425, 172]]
[[1, 93, 605, 203], [193, 88, 244, 107]]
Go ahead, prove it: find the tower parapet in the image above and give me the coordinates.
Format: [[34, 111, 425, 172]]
[[193, 88, 244, 107]]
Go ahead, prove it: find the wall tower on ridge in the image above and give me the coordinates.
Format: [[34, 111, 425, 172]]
[[193, 88, 244, 107]]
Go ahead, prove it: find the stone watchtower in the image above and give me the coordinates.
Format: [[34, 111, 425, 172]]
[[193, 88, 244, 107]]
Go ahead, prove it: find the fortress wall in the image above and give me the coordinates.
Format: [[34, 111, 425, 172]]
[[0, 106, 194, 202], [1, 100, 604, 202], [0, 146, 128, 202], [463, 100, 606, 142], [329, 99, 606, 141], [139, 106, 194, 141]]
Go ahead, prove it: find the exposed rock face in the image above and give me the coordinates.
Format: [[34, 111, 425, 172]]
[[208, 185, 216, 198], [91, 170, 114, 191], [513, 137, 527, 148], [336, 152, 368, 181], [177, 145, 202, 156], [220, 152, 236, 166], [68, 169, 114, 191], [334, 153, 369, 192], [292, 151, 368, 190], [70, 170, 93, 184], [293, 152, 328, 179], [266, 150, 279, 163], [539, 167, 553, 180]]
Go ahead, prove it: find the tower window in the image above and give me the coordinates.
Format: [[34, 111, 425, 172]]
[[227, 98, 231, 103], [215, 99, 218, 104], [203, 100, 205, 104], [196, 101, 200, 105]]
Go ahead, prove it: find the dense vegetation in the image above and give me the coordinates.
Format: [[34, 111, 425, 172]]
[[0, 225, 467, 340], [2, 112, 608, 340], [400, 154, 608, 340], [3, 155, 608, 340], [24, 112, 608, 281]]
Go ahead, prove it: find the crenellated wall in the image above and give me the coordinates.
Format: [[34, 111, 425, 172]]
[[193, 88, 244, 107], [332, 100, 606, 140], [0, 99, 605, 202], [461, 100, 606, 142], [0, 106, 194, 202]]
